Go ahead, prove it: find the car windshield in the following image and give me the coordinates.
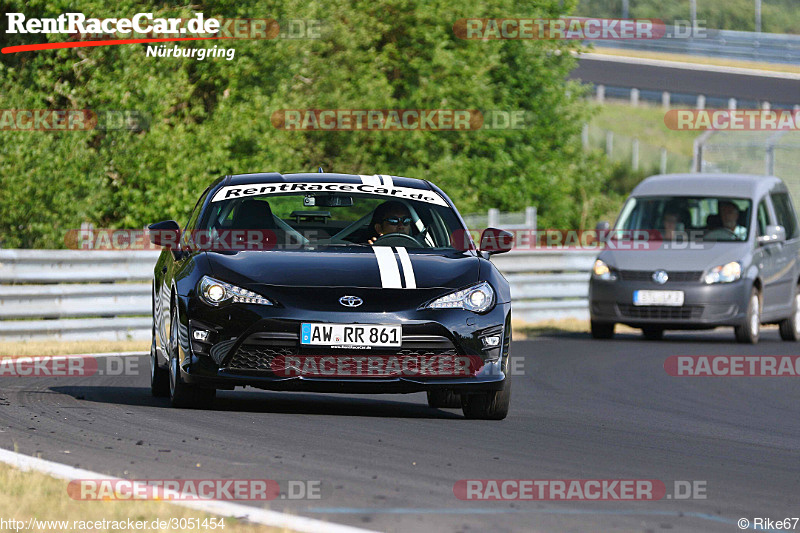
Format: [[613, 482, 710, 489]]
[[615, 196, 752, 242], [195, 187, 466, 250]]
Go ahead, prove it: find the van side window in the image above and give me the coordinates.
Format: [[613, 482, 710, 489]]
[[770, 192, 798, 240], [757, 200, 770, 237]]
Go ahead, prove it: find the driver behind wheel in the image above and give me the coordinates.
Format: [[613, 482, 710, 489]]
[[367, 200, 413, 245]]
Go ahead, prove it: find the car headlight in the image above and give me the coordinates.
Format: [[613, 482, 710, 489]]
[[198, 276, 274, 306], [704, 261, 742, 284], [426, 282, 495, 313], [592, 259, 617, 281]]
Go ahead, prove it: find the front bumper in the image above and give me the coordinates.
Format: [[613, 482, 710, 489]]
[[175, 297, 511, 394], [589, 277, 752, 328]]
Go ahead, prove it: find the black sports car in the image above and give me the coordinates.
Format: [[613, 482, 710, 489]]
[[148, 172, 514, 419]]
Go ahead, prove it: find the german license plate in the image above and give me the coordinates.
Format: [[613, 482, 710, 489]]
[[633, 290, 685, 306], [301, 323, 401, 347]]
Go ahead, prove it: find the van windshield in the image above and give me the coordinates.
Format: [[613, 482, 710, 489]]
[[615, 196, 752, 242]]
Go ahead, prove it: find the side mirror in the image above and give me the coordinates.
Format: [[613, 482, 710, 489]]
[[148, 220, 181, 248], [758, 224, 786, 245], [595, 221, 610, 243], [480, 228, 514, 255]]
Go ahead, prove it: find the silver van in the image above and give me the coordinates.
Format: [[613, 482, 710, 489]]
[[589, 174, 800, 343]]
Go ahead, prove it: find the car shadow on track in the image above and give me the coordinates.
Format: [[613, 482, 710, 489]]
[[49, 386, 465, 419]]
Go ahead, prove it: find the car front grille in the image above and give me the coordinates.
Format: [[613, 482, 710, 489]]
[[617, 304, 704, 320], [617, 270, 703, 282], [222, 333, 460, 372], [226, 345, 296, 371], [396, 348, 458, 356]]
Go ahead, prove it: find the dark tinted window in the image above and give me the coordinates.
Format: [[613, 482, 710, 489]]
[[770, 192, 798, 240], [757, 200, 770, 237]]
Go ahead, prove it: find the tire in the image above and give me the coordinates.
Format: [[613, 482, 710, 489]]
[[168, 302, 215, 409], [461, 378, 511, 420], [778, 285, 800, 341], [427, 390, 461, 409], [591, 320, 615, 339], [641, 326, 664, 341], [150, 335, 169, 397], [734, 288, 761, 344]]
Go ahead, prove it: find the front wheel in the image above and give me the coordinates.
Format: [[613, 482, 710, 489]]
[[168, 302, 215, 409], [778, 286, 800, 341], [734, 288, 761, 344], [641, 326, 664, 341], [150, 336, 169, 397], [591, 320, 615, 339], [461, 378, 511, 420]]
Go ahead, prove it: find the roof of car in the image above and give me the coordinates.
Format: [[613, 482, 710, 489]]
[[631, 173, 787, 198], [222, 172, 433, 191]]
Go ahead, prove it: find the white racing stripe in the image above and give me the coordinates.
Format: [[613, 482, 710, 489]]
[[373, 247, 402, 288], [359, 175, 381, 186], [394, 247, 417, 289], [0, 445, 377, 533]]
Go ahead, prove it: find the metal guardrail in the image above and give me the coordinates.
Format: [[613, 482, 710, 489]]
[[597, 29, 800, 65], [0, 249, 594, 341], [0, 250, 159, 341]]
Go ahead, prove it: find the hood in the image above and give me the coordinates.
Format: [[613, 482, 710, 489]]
[[598, 241, 752, 272], [203, 248, 479, 290]]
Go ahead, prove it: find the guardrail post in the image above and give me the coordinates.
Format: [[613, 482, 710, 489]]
[[660, 148, 668, 174], [761, 101, 770, 111], [488, 208, 499, 228], [632, 138, 639, 170], [728, 98, 737, 110], [596, 84, 605, 103], [696, 95, 705, 110], [755, 0, 762, 33], [605, 131, 614, 157], [662, 91, 670, 109], [630, 88, 639, 107], [581, 123, 589, 149], [525, 207, 537, 230]]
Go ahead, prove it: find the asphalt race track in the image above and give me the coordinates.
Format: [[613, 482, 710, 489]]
[[1, 329, 799, 532], [570, 55, 800, 105]]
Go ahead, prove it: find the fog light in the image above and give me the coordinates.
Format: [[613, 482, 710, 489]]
[[481, 335, 501, 348], [193, 330, 210, 341]]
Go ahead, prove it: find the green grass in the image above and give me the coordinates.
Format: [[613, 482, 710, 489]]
[[589, 101, 699, 159]]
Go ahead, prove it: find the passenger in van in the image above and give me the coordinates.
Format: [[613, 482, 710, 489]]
[[706, 201, 747, 240], [719, 200, 748, 240]]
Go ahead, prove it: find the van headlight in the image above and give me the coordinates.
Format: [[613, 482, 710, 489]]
[[704, 262, 742, 284], [426, 282, 495, 313], [198, 276, 274, 306], [592, 259, 617, 281]]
